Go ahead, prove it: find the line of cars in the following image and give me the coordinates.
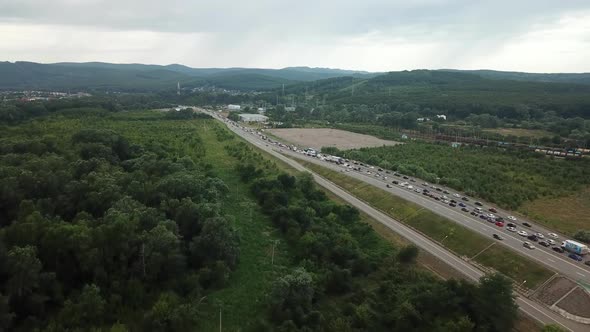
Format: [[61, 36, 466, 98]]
[[381, 171, 590, 265], [223, 115, 590, 269]]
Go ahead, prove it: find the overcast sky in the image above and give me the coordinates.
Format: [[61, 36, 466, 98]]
[[1, 0, 590, 72]]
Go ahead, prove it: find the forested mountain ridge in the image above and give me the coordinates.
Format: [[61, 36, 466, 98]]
[[0, 62, 374, 91]]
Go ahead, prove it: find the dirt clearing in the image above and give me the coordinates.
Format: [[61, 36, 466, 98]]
[[267, 128, 401, 150]]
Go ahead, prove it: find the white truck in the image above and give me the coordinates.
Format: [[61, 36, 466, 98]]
[[562, 240, 589, 255]]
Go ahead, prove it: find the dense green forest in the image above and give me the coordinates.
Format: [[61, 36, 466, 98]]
[[332, 142, 590, 210], [0, 104, 520, 331]]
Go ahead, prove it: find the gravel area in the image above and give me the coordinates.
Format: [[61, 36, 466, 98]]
[[556, 287, 590, 318], [267, 128, 401, 151], [534, 276, 577, 306]]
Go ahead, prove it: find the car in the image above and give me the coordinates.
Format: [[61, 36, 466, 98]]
[[493, 234, 503, 240], [443, 190, 450, 194], [475, 207, 482, 212], [495, 217, 504, 222], [450, 199, 457, 204], [436, 187, 442, 191], [546, 239, 556, 245], [378, 168, 383, 171], [507, 223, 516, 228], [475, 201, 483, 206], [517, 230, 528, 237], [523, 242, 535, 249], [407, 185, 414, 189], [462, 196, 469, 201], [535, 233, 545, 239], [489, 208, 498, 213], [507, 215, 516, 221], [453, 193, 461, 198], [415, 188, 421, 193], [507, 226, 516, 232], [522, 222, 532, 227], [392, 180, 399, 185], [470, 211, 478, 216], [449, 203, 457, 207], [422, 191, 429, 196], [479, 215, 487, 220], [527, 235, 538, 242], [539, 241, 550, 247], [569, 253, 583, 262], [434, 197, 440, 201], [423, 182, 429, 186], [423, 189, 429, 193], [410, 178, 416, 182], [461, 207, 469, 212], [495, 221, 504, 227], [403, 176, 409, 179], [458, 202, 466, 207], [385, 170, 390, 174], [393, 172, 400, 176], [548, 233, 558, 239], [386, 184, 392, 188], [552, 246, 565, 253]]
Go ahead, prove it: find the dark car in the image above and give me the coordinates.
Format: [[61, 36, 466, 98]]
[[539, 241, 550, 247], [403, 176, 409, 179], [552, 247, 565, 253], [378, 168, 383, 171], [461, 207, 469, 212], [458, 202, 466, 207], [443, 190, 450, 194], [522, 222, 532, 227], [489, 208, 498, 213], [436, 187, 442, 191], [471, 211, 478, 216], [493, 234, 503, 240], [449, 203, 457, 207], [527, 235, 538, 242], [569, 253, 583, 262], [434, 197, 440, 201], [394, 173, 400, 176], [479, 215, 486, 220], [450, 199, 457, 204], [495, 217, 504, 222], [410, 178, 416, 182], [475, 201, 483, 206], [507, 223, 516, 228], [392, 180, 399, 184], [385, 170, 390, 174], [386, 184, 392, 188], [462, 197, 469, 201]]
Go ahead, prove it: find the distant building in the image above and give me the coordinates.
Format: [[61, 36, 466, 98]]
[[228, 104, 241, 110], [257, 107, 266, 114], [436, 114, 447, 120], [239, 114, 268, 122], [417, 117, 430, 122]]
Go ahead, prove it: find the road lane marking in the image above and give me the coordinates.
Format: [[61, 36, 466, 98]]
[[577, 272, 585, 277], [548, 258, 555, 263]]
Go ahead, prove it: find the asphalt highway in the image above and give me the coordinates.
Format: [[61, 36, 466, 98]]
[[205, 110, 590, 331]]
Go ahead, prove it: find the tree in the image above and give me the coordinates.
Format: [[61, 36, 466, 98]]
[[270, 268, 316, 327], [58, 284, 106, 329], [397, 245, 419, 264], [189, 217, 240, 269], [6, 246, 42, 298], [143, 224, 185, 282]]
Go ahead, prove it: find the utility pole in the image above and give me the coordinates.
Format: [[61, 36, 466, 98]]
[[219, 307, 222, 332]]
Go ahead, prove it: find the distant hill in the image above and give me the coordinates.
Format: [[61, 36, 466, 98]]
[[441, 69, 590, 85], [2, 61, 589, 92], [0, 61, 377, 91]]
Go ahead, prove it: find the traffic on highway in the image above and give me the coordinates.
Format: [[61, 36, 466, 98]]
[[208, 112, 590, 288]]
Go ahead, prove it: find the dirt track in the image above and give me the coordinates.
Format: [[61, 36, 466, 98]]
[[267, 128, 401, 150]]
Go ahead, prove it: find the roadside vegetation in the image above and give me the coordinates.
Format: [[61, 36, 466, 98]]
[[331, 142, 590, 210], [0, 105, 521, 331], [296, 158, 554, 289]]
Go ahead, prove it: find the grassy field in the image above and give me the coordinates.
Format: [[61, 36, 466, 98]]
[[520, 187, 590, 235], [483, 127, 553, 138], [295, 158, 554, 290]]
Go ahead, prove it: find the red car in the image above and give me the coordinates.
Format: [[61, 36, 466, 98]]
[[489, 208, 498, 213], [495, 221, 504, 227]]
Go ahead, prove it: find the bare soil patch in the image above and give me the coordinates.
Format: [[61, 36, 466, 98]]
[[267, 128, 401, 150], [534, 276, 577, 306], [557, 287, 590, 318], [483, 128, 553, 138]]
